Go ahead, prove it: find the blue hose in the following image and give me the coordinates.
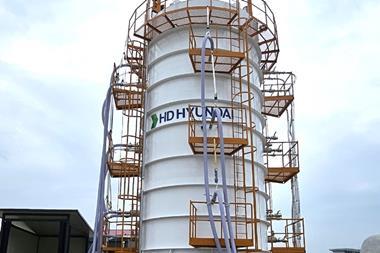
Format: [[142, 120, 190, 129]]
[[91, 32, 238, 253], [200, 32, 236, 253], [200, 32, 223, 253], [215, 110, 237, 253], [90, 82, 113, 253], [217, 189, 231, 252]]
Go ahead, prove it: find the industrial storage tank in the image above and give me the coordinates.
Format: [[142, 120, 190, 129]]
[[361, 235, 380, 253], [90, 1, 306, 253], [142, 1, 267, 252]]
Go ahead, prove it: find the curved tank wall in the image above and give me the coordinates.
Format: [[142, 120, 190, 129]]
[[141, 2, 268, 252], [361, 235, 380, 253]]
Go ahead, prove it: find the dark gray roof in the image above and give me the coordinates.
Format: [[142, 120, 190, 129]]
[[329, 248, 360, 253], [0, 208, 93, 237]]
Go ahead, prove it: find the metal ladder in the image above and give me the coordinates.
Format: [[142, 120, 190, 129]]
[[231, 64, 249, 244], [103, 40, 146, 253]]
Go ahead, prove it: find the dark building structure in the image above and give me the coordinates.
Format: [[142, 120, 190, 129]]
[[0, 209, 92, 253], [330, 248, 360, 253]]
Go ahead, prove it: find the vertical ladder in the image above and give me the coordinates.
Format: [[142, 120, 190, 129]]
[[120, 40, 145, 252], [230, 9, 255, 250], [241, 27, 259, 251], [103, 40, 146, 253], [231, 64, 249, 244]]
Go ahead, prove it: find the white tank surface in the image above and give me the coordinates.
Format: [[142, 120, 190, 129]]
[[361, 235, 380, 253], [140, 1, 268, 252]]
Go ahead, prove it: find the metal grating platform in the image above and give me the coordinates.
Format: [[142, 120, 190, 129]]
[[112, 84, 144, 110], [107, 162, 140, 178], [188, 105, 248, 155], [262, 72, 295, 117], [264, 141, 299, 183]]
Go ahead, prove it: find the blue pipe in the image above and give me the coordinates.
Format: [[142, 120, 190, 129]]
[[200, 32, 223, 253], [90, 82, 113, 253], [200, 32, 237, 253], [214, 110, 237, 253], [217, 189, 231, 252]]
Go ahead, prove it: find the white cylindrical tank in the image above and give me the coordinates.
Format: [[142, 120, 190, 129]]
[[361, 235, 380, 253], [141, 1, 268, 252]]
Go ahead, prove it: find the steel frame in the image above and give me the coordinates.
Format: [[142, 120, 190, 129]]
[[262, 72, 295, 117], [189, 201, 254, 248], [107, 134, 142, 178], [111, 64, 144, 110], [262, 72, 305, 252], [264, 141, 299, 184], [267, 218, 305, 253], [188, 18, 244, 73], [102, 39, 146, 253], [104, 0, 307, 253], [187, 104, 248, 155], [128, 0, 279, 71]]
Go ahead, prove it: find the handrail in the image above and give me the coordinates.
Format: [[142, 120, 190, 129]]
[[111, 64, 144, 87], [262, 72, 295, 97], [264, 141, 299, 169], [189, 200, 253, 240], [102, 1, 286, 253], [125, 0, 279, 70], [188, 104, 248, 141], [268, 218, 305, 249], [126, 0, 278, 71], [108, 142, 141, 164]]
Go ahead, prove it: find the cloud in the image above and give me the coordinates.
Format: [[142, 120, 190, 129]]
[[0, 60, 101, 218], [0, 0, 136, 82], [0, 0, 145, 227], [0, 0, 57, 36], [268, 0, 380, 251], [304, 121, 380, 251], [1, 0, 380, 252]]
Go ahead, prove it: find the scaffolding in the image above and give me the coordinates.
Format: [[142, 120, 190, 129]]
[[100, 1, 305, 253], [267, 217, 305, 253], [107, 134, 141, 178], [128, 0, 278, 71], [264, 141, 299, 184], [263, 70, 304, 253], [102, 39, 146, 253], [188, 104, 248, 155], [262, 72, 295, 117], [188, 17, 245, 73], [181, 0, 277, 250], [189, 201, 254, 247]]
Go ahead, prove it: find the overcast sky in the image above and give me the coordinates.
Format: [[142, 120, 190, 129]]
[[1, 0, 379, 252]]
